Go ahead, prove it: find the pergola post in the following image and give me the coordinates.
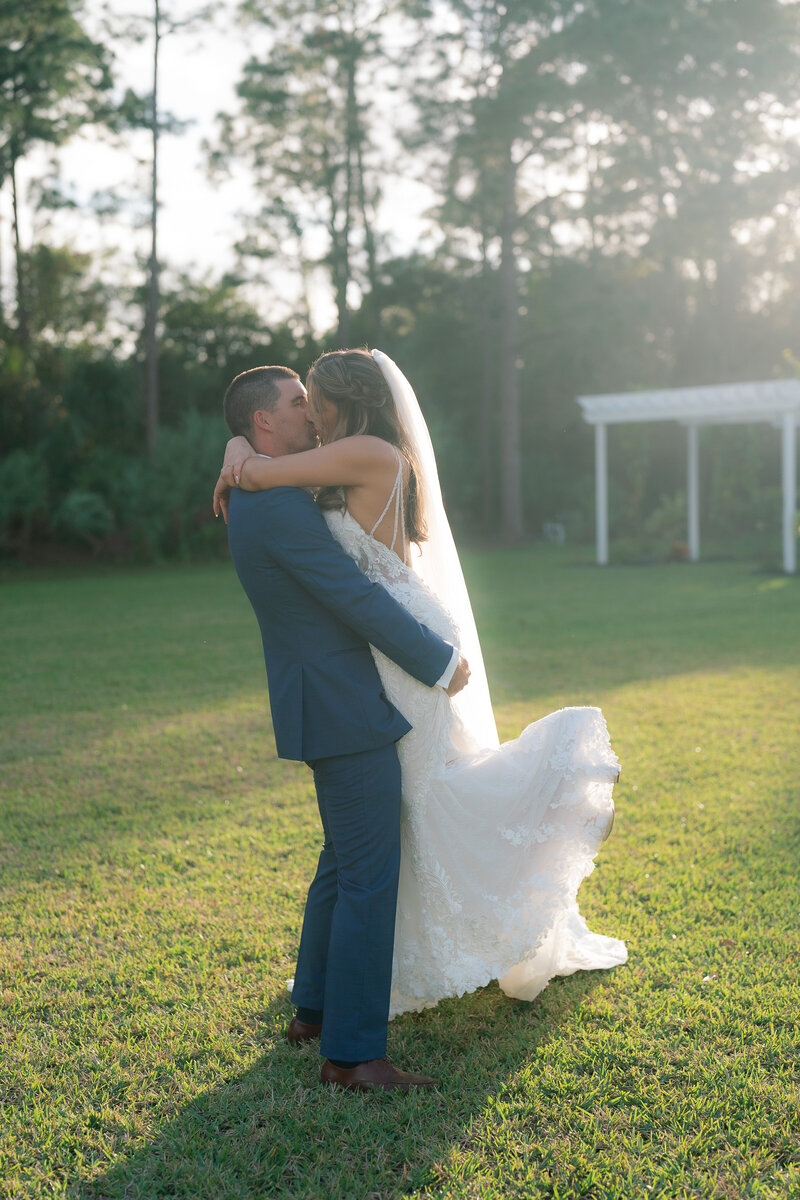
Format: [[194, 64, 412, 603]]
[[687, 423, 700, 562], [595, 422, 608, 565], [579, 382, 800, 572], [781, 411, 797, 574]]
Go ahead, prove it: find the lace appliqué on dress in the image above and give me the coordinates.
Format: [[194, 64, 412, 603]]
[[323, 507, 627, 1016]]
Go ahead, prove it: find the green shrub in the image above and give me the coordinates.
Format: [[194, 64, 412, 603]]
[[53, 489, 115, 549], [95, 412, 229, 561], [0, 450, 49, 551]]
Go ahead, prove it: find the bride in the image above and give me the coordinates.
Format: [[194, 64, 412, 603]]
[[214, 347, 627, 1017]]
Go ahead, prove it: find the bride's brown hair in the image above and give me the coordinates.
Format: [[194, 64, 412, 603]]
[[306, 348, 427, 544]]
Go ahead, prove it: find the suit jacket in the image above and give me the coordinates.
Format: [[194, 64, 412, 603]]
[[227, 486, 454, 762]]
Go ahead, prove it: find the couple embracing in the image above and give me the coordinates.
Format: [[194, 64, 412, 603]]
[[213, 348, 626, 1093]]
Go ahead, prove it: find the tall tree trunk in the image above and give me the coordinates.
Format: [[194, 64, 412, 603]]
[[498, 148, 524, 542], [0, 200, 5, 330], [144, 0, 161, 458], [355, 133, 379, 342], [647, 129, 685, 387], [322, 141, 347, 343], [10, 158, 29, 343], [331, 190, 349, 345], [298, 255, 315, 343], [710, 184, 736, 381], [336, 48, 358, 346], [479, 222, 495, 531]]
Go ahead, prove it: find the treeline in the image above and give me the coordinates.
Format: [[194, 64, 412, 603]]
[[2, 0, 799, 563]]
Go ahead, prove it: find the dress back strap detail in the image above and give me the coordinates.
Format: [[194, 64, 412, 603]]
[[369, 447, 406, 557]]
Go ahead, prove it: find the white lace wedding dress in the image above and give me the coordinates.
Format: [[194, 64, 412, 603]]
[[324, 505, 628, 1019]]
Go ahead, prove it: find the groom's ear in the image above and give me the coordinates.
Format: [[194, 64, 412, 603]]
[[253, 409, 272, 431]]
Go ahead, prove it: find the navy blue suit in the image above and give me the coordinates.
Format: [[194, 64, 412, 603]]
[[227, 486, 453, 1059]]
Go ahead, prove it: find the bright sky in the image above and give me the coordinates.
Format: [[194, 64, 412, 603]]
[[1, 0, 435, 334]]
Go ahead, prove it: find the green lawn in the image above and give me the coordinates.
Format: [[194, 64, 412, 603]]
[[1, 548, 799, 1200]]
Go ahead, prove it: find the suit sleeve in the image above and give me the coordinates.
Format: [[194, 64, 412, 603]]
[[251, 488, 454, 687]]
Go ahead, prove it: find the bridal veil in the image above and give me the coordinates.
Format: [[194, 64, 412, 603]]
[[371, 349, 499, 752]]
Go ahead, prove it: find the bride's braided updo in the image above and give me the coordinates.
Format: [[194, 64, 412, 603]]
[[307, 348, 427, 543]]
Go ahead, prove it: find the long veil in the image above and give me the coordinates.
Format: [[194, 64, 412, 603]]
[[372, 349, 499, 751]]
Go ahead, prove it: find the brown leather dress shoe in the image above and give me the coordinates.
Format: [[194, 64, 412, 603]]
[[321, 1057, 437, 1092], [287, 1015, 322, 1045]]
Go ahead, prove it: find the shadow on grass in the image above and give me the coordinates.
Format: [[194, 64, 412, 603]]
[[69, 974, 608, 1200]]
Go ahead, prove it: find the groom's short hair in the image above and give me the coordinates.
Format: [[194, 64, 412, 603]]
[[223, 366, 300, 436]]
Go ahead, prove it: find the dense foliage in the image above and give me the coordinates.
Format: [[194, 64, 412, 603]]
[[1, 0, 798, 562]]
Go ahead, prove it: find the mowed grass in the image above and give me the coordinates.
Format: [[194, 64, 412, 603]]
[[1, 547, 799, 1200]]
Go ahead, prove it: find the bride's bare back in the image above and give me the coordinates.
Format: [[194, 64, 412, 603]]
[[343, 447, 410, 565]]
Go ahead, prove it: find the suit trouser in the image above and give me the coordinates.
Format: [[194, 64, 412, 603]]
[[291, 742, 402, 1062]]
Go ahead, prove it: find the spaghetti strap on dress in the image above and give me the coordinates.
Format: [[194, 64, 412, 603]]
[[368, 448, 407, 560]]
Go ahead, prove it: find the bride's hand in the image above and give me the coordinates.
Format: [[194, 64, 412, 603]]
[[214, 437, 257, 521], [223, 436, 257, 489], [223, 435, 254, 472], [213, 465, 236, 523]]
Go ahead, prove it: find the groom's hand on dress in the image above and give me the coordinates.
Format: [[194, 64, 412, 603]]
[[446, 655, 470, 697]]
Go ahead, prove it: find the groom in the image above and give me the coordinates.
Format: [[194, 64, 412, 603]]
[[221, 365, 468, 1091]]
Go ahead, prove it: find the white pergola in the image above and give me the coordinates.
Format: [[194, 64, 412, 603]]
[[577, 381, 800, 574]]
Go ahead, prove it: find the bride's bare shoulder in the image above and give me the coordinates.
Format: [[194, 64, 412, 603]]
[[334, 435, 399, 466]]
